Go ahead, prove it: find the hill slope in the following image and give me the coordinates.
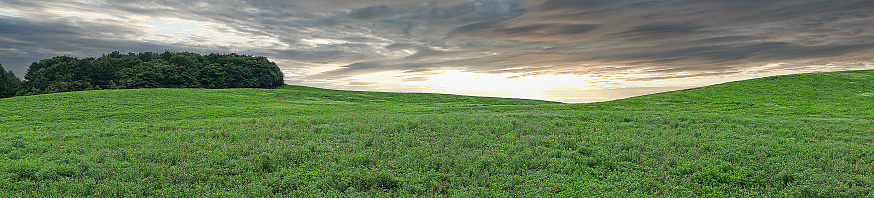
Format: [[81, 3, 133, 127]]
[[595, 69, 874, 116], [1, 70, 872, 197]]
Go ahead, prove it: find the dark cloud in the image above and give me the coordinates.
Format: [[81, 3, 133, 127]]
[[448, 21, 502, 35], [0, 15, 193, 75], [620, 23, 706, 35], [347, 5, 399, 20], [449, 23, 600, 41], [538, 0, 624, 11], [435, 0, 874, 73]]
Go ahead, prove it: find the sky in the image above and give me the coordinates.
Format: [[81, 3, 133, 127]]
[[1, 0, 873, 103]]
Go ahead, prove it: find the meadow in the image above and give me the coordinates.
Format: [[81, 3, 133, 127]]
[[1, 70, 872, 197]]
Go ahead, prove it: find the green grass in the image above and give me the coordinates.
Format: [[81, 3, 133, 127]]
[[1, 70, 873, 197]]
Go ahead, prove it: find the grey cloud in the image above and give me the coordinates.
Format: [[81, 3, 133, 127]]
[[544, 86, 689, 99], [620, 23, 705, 35], [402, 47, 458, 60], [384, 43, 418, 51], [0, 15, 177, 74], [434, 0, 874, 74], [627, 71, 742, 81], [801, 12, 869, 27], [312, 61, 414, 79], [401, 77, 429, 82], [537, 0, 626, 11], [0, 19, 77, 36], [347, 5, 399, 20], [610, 42, 874, 67], [447, 23, 601, 42], [448, 21, 501, 35], [498, 24, 599, 35], [626, 0, 680, 8], [348, 81, 376, 86], [274, 50, 367, 64], [290, 0, 428, 10]]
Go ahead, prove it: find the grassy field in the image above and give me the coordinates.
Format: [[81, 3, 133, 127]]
[[1, 70, 873, 197]]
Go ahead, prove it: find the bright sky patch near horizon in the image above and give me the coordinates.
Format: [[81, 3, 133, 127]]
[[1, 0, 872, 103]]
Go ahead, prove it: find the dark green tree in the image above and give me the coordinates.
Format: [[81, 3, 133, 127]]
[[0, 62, 23, 98], [20, 56, 93, 95], [19, 52, 285, 96]]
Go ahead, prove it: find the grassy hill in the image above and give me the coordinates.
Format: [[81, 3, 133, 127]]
[[1, 70, 872, 197]]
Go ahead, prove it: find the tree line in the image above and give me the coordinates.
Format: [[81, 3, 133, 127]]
[[0, 51, 285, 98]]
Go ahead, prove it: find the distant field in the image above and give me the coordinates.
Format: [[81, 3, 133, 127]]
[[1, 70, 873, 197]]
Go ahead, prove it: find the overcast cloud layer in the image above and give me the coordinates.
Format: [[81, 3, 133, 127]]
[[1, 0, 872, 102]]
